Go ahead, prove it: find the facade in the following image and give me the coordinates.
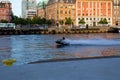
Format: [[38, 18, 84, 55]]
[[46, 0, 76, 25], [113, 0, 120, 26], [37, 0, 49, 18], [45, 0, 118, 26], [76, 0, 113, 26], [22, 0, 37, 18], [0, 0, 12, 22]]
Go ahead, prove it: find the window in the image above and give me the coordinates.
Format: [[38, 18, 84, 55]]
[[65, 11, 67, 14], [60, 10, 63, 14], [69, 11, 71, 14]]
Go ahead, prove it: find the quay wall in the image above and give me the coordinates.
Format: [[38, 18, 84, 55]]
[[0, 28, 110, 35]]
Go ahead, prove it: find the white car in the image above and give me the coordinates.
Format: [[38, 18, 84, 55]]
[[80, 25, 86, 29]]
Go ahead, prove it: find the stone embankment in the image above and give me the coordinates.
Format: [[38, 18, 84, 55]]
[[0, 27, 110, 35]]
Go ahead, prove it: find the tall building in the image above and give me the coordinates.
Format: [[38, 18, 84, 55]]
[[0, 0, 12, 22], [46, 0, 76, 25], [22, 0, 37, 18]]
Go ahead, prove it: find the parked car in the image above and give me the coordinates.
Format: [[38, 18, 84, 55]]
[[80, 25, 86, 29]]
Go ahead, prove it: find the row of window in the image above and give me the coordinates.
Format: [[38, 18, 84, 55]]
[[78, 13, 111, 16], [77, 2, 111, 5], [57, 10, 75, 14], [59, 5, 75, 9], [0, 4, 11, 8], [0, 10, 10, 14], [78, 8, 111, 10], [0, 16, 10, 20], [78, 18, 111, 21]]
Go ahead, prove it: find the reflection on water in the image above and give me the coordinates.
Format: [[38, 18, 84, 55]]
[[0, 33, 120, 65]]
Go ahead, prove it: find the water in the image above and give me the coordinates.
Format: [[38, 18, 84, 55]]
[[0, 33, 120, 65]]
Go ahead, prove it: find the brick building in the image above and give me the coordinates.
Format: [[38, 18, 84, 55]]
[[76, 0, 113, 26], [46, 0, 76, 25], [0, 0, 12, 22]]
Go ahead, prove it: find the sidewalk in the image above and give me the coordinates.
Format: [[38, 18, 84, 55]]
[[0, 58, 120, 80]]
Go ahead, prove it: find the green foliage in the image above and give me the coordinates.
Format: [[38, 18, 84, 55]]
[[65, 17, 73, 25], [79, 18, 85, 24], [46, 19, 52, 25], [98, 18, 108, 24], [0, 19, 8, 23], [11, 15, 53, 26], [59, 20, 64, 25]]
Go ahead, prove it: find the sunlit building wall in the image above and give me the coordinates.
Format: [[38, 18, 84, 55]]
[[46, 0, 76, 25], [76, 0, 113, 26]]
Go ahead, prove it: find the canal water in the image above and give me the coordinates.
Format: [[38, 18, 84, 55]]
[[0, 33, 120, 65]]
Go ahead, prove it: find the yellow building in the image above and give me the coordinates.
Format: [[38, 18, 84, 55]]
[[46, 0, 76, 25]]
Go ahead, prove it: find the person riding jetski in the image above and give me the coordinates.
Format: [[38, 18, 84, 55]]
[[62, 37, 65, 40]]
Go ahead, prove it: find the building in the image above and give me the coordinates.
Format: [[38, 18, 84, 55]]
[[0, 0, 12, 22], [22, 0, 37, 18], [46, 0, 76, 26], [37, 0, 49, 18], [25, 9, 37, 18], [76, 0, 113, 26], [45, 0, 120, 26], [46, 0, 113, 27], [113, 0, 120, 26]]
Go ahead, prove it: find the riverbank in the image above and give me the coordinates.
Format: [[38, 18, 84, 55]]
[[0, 27, 109, 35], [0, 57, 120, 80]]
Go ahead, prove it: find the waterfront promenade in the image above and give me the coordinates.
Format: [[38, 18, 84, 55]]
[[0, 57, 120, 80]]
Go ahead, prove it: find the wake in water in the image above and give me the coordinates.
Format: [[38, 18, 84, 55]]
[[56, 38, 120, 46]]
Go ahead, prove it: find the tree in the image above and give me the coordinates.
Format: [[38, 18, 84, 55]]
[[65, 18, 73, 25], [41, 18, 46, 24], [79, 18, 85, 25], [46, 19, 52, 25], [32, 16, 40, 24], [26, 18, 32, 24], [59, 20, 64, 25], [98, 18, 108, 26], [102, 18, 108, 24]]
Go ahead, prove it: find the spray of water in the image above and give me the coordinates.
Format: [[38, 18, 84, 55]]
[[64, 38, 120, 46]]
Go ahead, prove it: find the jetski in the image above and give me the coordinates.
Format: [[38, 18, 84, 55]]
[[56, 39, 69, 45]]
